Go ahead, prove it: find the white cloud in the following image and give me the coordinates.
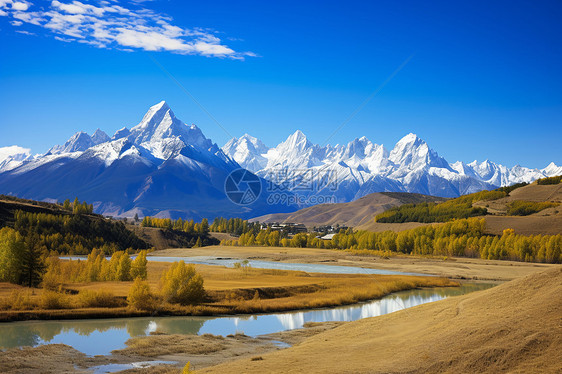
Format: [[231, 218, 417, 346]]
[[15, 29, 34, 34], [12, 1, 28, 11], [1, 0, 254, 59], [10, 19, 21, 25]]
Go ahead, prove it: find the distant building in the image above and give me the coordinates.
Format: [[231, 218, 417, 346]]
[[261, 222, 308, 234]]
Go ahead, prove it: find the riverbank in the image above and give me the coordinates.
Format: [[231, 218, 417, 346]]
[[0, 322, 345, 373], [151, 245, 557, 281], [0, 261, 455, 322]]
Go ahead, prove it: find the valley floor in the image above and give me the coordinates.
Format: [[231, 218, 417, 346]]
[[152, 245, 557, 281]]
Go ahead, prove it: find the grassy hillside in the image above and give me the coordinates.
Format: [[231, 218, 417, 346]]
[[199, 267, 562, 374], [0, 195, 149, 254], [376, 180, 561, 224]]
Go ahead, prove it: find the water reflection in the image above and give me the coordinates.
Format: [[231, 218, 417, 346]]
[[0, 283, 493, 355]]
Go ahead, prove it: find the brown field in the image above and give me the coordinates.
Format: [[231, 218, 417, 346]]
[[198, 266, 562, 374], [153, 245, 557, 281], [0, 261, 455, 321]]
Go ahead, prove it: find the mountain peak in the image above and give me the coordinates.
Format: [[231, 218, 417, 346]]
[[396, 133, 423, 145], [91, 128, 110, 145], [285, 130, 308, 144], [151, 100, 169, 111]]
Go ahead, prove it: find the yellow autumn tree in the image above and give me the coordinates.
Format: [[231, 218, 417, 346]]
[[160, 261, 204, 305]]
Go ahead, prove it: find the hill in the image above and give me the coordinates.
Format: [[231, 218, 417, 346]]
[[477, 182, 562, 235], [200, 266, 562, 374], [373, 181, 562, 235], [251, 192, 446, 230], [0, 195, 149, 254]]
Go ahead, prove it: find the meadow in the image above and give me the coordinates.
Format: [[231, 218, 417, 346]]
[[0, 260, 456, 321]]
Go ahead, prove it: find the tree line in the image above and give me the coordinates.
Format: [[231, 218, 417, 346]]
[[221, 218, 561, 263], [537, 175, 562, 185], [506, 201, 559, 216], [141, 216, 209, 234], [43, 250, 148, 288], [209, 217, 261, 236], [375, 189, 508, 223]]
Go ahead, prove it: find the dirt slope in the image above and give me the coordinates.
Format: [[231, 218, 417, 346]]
[[199, 266, 562, 374], [251, 192, 445, 229], [478, 182, 562, 235]]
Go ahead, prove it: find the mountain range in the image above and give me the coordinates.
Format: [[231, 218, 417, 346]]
[[223, 132, 562, 200], [0, 101, 295, 219], [0, 101, 560, 219]]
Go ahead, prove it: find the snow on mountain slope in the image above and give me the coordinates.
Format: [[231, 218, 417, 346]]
[[222, 131, 560, 200], [0, 145, 33, 173], [1, 100, 559, 218], [223, 134, 269, 172], [543, 162, 562, 177], [91, 129, 110, 144], [0, 102, 295, 219]]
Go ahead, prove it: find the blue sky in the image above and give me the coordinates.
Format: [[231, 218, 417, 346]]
[[0, 0, 561, 168]]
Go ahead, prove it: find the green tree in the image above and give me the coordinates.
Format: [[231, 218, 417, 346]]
[[20, 234, 46, 287], [0, 227, 25, 283]]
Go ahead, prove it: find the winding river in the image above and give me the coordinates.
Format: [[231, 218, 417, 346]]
[[0, 257, 494, 356]]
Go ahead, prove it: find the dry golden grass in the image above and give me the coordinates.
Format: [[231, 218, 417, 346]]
[[0, 261, 455, 321], [199, 267, 562, 374], [118, 333, 228, 357]]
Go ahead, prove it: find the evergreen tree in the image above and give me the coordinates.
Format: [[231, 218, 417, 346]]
[[20, 234, 46, 287]]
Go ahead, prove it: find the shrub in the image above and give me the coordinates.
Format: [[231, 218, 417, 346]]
[[39, 290, 70, 309], [127, 277, 155, 311], [79, 289, 122, 308], [0, 289, 35, 310], [160, 261, 205, 305]]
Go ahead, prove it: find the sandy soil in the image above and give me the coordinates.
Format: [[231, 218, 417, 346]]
[[151, 245, 557, 281], [198, 266, 562, 374], [0, 343, 147, 373]]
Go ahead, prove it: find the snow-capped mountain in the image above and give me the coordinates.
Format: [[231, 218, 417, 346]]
[[223, 131, 561, 200], [0, 145, 34, 173], [1, 101, 560, 218], [48, 129, 111, 155], [0, 101, 296, 219], [223, 134, 269, 172]]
